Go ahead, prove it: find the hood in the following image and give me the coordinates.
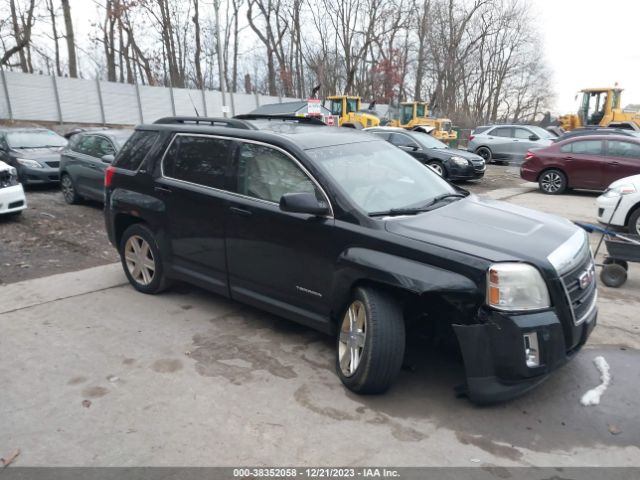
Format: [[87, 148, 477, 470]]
[[428, 147, 484, 163], [385, 194, 580, 263], [0, 160, 12, 172], [10, 147, 63, 163], [609, 174, 640, 188]]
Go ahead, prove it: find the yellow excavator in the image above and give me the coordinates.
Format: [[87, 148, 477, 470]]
[[327, 95, 381, 129], [386, 101, 457, 143], [559, 87, 640, 131]]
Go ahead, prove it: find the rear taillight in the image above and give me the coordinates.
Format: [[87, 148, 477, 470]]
[[525, 151, 534, 160], [105, 165, 115, 187], [468, 135, 475, 142]]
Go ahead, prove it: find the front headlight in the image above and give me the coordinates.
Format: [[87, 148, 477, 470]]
[[450, 156, 469, 167], [487, 263, 550, 311], [602, 184, 636, 198], [8, 166, 17, 176], [16, 158, 44, 169]]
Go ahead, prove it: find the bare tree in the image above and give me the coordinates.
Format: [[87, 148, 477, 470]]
[[60, 0, 77, 77]]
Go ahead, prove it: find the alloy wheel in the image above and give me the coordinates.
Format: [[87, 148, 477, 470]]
[[124, 235, 156, 286], [61, 176, 75, 203], [540, 171, 562, 193], [476, 147, 491, 162], [429, 162, 444, 176], [338, 300, 367, 377]]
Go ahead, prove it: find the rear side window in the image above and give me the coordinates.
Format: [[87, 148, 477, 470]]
[[608, 140, 640, 159], [472, 126, 491, 135], [163, 134, 232, 189], [114, 130, 159, 171], [491, 127, 512, 138], [561, 140, 603, 155], [235, 143, 317, 203], [370, 131, 391, 141], [390, 133, 419, 148], [513, 128, 532, 139]]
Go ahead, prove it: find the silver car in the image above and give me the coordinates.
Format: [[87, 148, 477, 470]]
[[467, 125, 554, 164]]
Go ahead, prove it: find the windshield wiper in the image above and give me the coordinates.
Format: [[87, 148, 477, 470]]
[[368, 193, 466, 217]]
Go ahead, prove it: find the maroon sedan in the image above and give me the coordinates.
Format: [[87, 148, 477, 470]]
[[520, 134, 640, 194]]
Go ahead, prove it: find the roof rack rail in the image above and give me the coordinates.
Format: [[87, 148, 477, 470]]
[[234, 114, 327, 126], [153, 116, 254, 129]]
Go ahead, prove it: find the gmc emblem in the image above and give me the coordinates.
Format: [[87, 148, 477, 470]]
[[578, 265, 595, 290]]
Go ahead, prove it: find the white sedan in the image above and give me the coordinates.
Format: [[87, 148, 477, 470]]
[[596, 174, 640, 235], [0, 160, 27, 216]]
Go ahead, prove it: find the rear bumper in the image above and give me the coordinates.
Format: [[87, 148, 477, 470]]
[[0, 184, 27, 214], [454, 306, 597, 404], [519, 164, 539, 183]]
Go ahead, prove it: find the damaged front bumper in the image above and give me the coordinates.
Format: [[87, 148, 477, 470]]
[[453, 306, 597, 404]]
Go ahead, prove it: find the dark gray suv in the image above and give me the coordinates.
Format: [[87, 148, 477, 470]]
[[59, 129, 133, 203]]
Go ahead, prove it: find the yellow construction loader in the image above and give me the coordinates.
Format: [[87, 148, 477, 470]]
[[559, 87, 640, 131], [387, 101, 457, 143], [327, 95, 381, 129]]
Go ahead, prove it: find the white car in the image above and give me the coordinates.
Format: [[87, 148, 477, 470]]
[[596, 174, 640, 235], [0, 160, 26, 216]]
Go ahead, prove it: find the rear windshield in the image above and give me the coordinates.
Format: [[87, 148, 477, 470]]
[[7, 130, 67, 148], [113, 130, 159, 171]]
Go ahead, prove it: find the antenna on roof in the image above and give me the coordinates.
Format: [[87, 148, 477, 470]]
[[187, 92, 200, 117]]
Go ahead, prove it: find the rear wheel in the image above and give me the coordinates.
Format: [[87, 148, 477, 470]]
[[119, 223, 171, 294], [538, 169, 567, 194], [600, 264, 627, 288], [60, 174, 81, 204], [475, 147, 492, 163], [627, 208, 640, 236], [336, 286, 405, 394]]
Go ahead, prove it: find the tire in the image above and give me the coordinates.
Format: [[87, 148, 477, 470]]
[[336, 286, 405, 394], [475, 146, 492, 163], [427, 160, 447, 179], [603, 257, 629, 272], [538, 169, 567, 194], [600, 264, 627, 288], [119, 223, 171, 294], [60, 173, 81, 204], [627, 208, 640, 236]]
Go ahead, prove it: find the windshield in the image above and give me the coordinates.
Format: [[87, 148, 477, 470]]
[[307, 141, 455, 215], [413, 132, 448, 149], [7, 130, 67, 148]]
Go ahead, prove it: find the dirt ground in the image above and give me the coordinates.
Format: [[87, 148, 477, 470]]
[[0, 185, 118, 285], [0, 165, 524, 285]]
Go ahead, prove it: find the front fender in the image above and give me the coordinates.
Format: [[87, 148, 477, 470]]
[[330, 247, 478, 319]]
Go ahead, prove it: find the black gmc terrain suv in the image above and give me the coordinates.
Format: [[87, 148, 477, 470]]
[[104, 116, 597, 403]]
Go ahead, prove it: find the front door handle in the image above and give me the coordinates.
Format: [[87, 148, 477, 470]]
[[154, 185, 172, 193], [609, 161, 620, 166], [229, 206, 252, 216]]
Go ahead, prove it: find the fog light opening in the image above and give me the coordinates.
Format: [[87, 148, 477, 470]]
[[524, 332, 540, 368]]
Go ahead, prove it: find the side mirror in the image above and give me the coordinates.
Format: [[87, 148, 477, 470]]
[[280, 192, 330, 216], [529, 134, 540, 141], [399, 144, 418, 152], [101, 154, 115, 164]]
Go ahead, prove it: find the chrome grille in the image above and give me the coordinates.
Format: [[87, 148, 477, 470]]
[[560, 249, 597, 326]]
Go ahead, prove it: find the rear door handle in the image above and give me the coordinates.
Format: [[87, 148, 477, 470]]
[[229, 206, 252, 216], [154, 185, 172, 193], [609, 161, 620, 165]]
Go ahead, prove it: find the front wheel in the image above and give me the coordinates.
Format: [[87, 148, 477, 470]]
[[119, 223, 171, 294], [627, 209, 640, 236], [61, 174, 81, 204], [427, 160, 447, 178], [538, 169, 567, 194], [336, 286, 405, 394]]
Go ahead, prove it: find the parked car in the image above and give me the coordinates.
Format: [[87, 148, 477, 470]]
[[596, 174, 640, 235], [364, 127, 485, 180], [59, 129, 133, 204], [553, 127, 639, 143], [520, 134, 640, 194], [0, 160, 26, 216], [104, 116, 597, 404], [0, 128, 67, 185], [467, 124, 554, 163]]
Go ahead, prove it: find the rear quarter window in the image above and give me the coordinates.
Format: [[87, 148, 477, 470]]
[[113, 130, 159, 171]]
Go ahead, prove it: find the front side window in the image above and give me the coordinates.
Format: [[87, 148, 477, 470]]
[[74, 135, 97, 156], [400, 104, 414, 124], [608, 140, 640, 159], [235, 143, 317, 203], [94, 137, 116, 157], [163, 135, 231, 189], [346, 98, 358, 114], [416, 103, 426, 117], [569, 140, 603, 155], [307, 140, 454, 214]]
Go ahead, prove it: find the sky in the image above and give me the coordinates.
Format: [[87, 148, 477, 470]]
[[530, 0, 640, 114], [67, 0, 640, 116]]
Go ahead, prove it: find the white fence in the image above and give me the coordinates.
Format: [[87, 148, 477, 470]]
[[0, 70, 389, 125]]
